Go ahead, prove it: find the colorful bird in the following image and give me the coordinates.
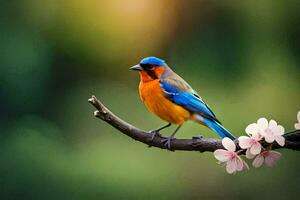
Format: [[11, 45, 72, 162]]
[[130, 56, 236, 149]]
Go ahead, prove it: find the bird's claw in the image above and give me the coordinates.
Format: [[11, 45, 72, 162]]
[[149, 130, 161, 141], [147, 130, 162, 148], [161, 137, 174, 150]]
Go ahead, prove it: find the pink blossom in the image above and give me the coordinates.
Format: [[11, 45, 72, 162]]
[[256, 118, 285, 146], [214, 137, 249, 174], [252, 150, 282, 168], [238, 124, 263, 155], [245, 118, 285, 146], [295, 111, 300, 130]]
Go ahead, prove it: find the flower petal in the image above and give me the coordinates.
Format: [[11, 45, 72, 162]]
[[295, 123, 300, 130], [246, 149, 256, 159], [252, 132, 263, 141], [222, 137, 236, 152], [275, 135, 285, 146], [265, 151, 281, 167], [252, 154, 264, 168], [226, 159, 237, 174], [245, 123, 258, 135], [238, 136, 252, 149], [250, 142, 262, 155], [275, 125, 285, 136], [297, 111, 300, 122], [236, 157, 244, 171], [269, 120, 277, 130], [264, 134, 275, 143], [257, 118, 268, 130], [214, 149, 230, 162]]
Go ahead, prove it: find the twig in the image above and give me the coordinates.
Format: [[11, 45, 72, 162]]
[[88, 95, 300, 152]]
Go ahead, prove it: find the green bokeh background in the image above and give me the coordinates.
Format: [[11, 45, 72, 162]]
[[1, 0, 300, 199]]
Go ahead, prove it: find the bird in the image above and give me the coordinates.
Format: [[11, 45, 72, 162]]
[[130, 56, 236, 149]]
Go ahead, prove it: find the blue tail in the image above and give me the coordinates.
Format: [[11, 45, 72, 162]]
[[202, 118, 236, 140]]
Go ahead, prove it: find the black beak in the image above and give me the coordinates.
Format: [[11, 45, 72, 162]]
[[130, 64, 142, 71]]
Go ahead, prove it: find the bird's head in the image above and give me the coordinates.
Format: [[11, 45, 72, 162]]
[[130, 56, 168, 82]]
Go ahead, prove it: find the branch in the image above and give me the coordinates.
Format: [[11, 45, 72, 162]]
[[88, 95, 300, 152]]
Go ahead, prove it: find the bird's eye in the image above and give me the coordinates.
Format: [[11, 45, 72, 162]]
[[140, 64, 154, 70]]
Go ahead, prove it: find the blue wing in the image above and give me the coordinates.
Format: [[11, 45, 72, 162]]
[[160, 78, 221, 124], [159, 70, 236, 140]]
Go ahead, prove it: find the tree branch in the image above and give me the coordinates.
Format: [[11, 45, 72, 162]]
[[88, 95, 300, 152]]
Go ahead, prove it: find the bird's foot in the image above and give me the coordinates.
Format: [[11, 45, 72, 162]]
[[147, 130, 162, 148], [149, 130, 161, 141], [161, 137, 174, 150]]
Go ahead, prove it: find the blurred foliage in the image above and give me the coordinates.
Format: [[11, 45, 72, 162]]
[[0, 0, 300, 199]]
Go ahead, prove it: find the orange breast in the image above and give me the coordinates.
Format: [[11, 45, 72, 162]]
[[139, 79, 191, 125]]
